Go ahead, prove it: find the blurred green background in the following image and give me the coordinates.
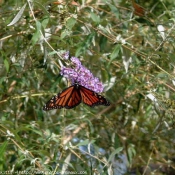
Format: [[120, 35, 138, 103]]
[[0, 0, 175, 174]]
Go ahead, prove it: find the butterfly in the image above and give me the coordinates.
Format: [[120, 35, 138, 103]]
[[43, 83, 110, 110]]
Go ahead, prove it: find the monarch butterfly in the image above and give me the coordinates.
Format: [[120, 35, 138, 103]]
[[43, 83, 110, 110]]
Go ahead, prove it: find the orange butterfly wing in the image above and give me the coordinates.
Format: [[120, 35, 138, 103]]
[[43, 85, 81, 110], [43, 84, 110, 110], [79, 85, 110, 107]]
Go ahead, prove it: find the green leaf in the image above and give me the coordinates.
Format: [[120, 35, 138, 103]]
[[31, 21, 42, 45], [110, 44, 121, 60], [34, 1, 50, 16], [66, 17, 76, 30], [107, 3, 119, 18], [41, 16, 49, 29], [0, 141, 8, 159], [7, 3, 27, 26], [3, 59, 9, 73], [61, 29, 70, 39], [108, 147, 123, 162], [99, 36, 107, 51], [76, 139, 95, 147], [75, 32, 95, 56], [0, 140, 7, 170], [127, 144, 136, 164], [90, 12, 100, 23], [48, 51, 59, 56]]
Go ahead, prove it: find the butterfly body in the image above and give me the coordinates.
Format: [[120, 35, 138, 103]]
[[43, 83, 110, 110]]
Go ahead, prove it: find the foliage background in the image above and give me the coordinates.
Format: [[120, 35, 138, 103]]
[[0, 0, 175, 174]]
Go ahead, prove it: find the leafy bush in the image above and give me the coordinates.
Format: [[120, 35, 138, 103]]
[[0, 0, 175, 174]]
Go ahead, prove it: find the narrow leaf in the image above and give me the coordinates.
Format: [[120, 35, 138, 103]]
[[107, 3, 119, 18], [4, 59, 9, 73], [76, 139, 93, 147], [108, 147, 123, 162], [122, 47, 132, 73], [110, 44, 121, 60], [0, 141, 8, 158], [75, 33, 95, 56], [7, 3, 27, 26], [31, 21, 42, 45], [34, 1, 50, 16]]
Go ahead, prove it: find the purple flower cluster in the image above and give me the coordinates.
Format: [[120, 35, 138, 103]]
[[60, 52, 104, 93]]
